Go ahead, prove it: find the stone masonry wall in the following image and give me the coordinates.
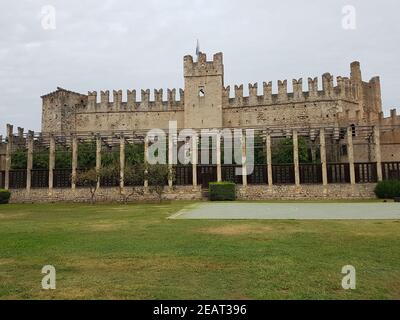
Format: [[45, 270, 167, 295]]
[[10, 186, 203, 204], [75, 110, 185, 132], [237, 184, 376, 201], [9, 184, 377, 203]]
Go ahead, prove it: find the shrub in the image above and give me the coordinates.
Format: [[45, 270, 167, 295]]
[[374, 180, 400, 199], [0, 189, 11, 204], [209, 182, 236, 201]]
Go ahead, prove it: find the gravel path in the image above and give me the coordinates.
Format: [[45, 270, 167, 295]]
[[170, 202, 400, 220]]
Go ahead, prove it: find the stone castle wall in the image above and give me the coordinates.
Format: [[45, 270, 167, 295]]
[[379, 110, 400, 162], [40, 52, 387, 134]]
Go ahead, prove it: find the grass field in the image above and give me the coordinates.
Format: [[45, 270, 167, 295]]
[[0, 202, 399, 300]]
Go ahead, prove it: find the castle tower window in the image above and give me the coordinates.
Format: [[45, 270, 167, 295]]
[[351, 124, 356, 137], [198, 88, 205, 97]]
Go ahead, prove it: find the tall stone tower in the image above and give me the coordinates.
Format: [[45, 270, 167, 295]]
[[183, 52, 224, 129]]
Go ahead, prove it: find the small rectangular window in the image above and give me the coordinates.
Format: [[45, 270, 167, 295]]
[[198, 87, 205, 97]]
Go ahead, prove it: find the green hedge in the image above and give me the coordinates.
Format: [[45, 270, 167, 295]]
[[0, 189, 11, 204], [374, 180, 400, 199], [209, 182, 236, 201]]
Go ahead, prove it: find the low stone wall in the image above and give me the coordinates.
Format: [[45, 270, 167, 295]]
[[9, 186, 203, 204], [8, 183, 377, 203], [237, 184, 377, 200]]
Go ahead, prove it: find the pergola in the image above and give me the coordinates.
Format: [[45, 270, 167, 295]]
[[1, 124, 400, 191]]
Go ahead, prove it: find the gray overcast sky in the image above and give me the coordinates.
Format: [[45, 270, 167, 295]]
[[1, 0, 400, 135]]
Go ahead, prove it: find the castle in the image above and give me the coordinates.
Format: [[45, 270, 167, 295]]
[[41, 52, 397, 134], [1, 51, 400, 202]]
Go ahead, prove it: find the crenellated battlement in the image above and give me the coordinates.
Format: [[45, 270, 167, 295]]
[[100, 90, 110, 110], [322, 73, 334, 97], [379, 108, 400, 127], [77, 88, 185, 113], [292, 79, 303, 100], [223, 66, 364, 108], [184, 52, 224, 77], [263, 81, 273, 103], [308, 77, 319, 98], [277, 80, 288, 99]]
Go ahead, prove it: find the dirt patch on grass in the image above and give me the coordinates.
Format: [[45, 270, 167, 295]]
[[199, 225, 273, 236], [66, 256, 225, 272], [0, 213, 27, 220], [89, 221, 127, 232], [0, 259, 16, 266], [108, 208, 132, 212]]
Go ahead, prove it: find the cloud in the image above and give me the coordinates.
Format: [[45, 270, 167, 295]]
[[24, 41, 42, 50]]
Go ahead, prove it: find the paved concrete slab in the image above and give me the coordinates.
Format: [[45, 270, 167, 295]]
[[170, 202, 400, 220]]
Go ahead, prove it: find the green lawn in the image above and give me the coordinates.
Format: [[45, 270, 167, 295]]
[[0, 202, 399, 300]]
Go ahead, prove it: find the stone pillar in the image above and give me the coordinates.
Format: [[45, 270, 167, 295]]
[[242, 134, 247, 187], [216, 132, 222, 182], [48, 135, 55, 191], [266, 133, 273, 187], [144, 136, 149, 188], [168, 134, 173, 188], [26, 131, 34, 192], [374, 126, 383, 182], [96, 135, 102, 189], [119, 134, 125, 190], [347, 127, 356, 185], [71, 135, 78, 191], [293, 130, 300, 186], [4, 124, 13, 190], [320, 129, 328, 186], [192, 134, 198, 187]]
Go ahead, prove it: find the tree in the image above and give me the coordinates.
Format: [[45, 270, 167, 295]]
[[10, 142, 145, 171], [146, 164, 175, 202], [77, 141, 96, 169], [119, 164, 145, 204], [11, 149, 27, 169], [221, 134, 266, 165], [101, 151, 119, 168], [11, 148, 49, 170], [55, 146, 72, 169], [272, 137, 310, 164], [110, 162, 172, 204], [11, 144, 81, 170], [125, 143, 144, 165], [33, 151, 50, 169], [254, 134, 266, 165], [75, 167, 114, 204]]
